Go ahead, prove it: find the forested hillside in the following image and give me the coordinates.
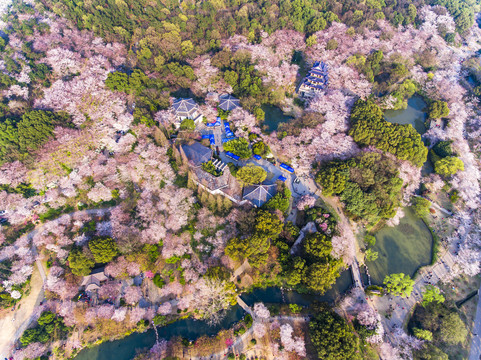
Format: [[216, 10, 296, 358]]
[[0, 0, 481, 359]]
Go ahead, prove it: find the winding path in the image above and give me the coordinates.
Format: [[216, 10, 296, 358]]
[[469, 283, 481, 360], [0, 207, 114, 359], [373, 249, 456, 343]]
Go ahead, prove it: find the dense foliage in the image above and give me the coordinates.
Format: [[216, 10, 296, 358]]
[[434, 156, 464, 177], [316, 153, 403, 225], [309, 303, 360, 360], [223, 138, 252, 159], [67, 249, 95, 276], [225, 210, 283, 267], [349, 99, 428, 167], [88, 237, 120, 264], [264, 183, 291, 213], [201, 160, 223, 177], [20, 311, 70, 346], [383, 273, 415, 297], [427, 100, 450, 118], [412, 197, 431, 218], [409, 302, 468, 358], [0, 110, 69, 164], [236, 164, 267, 185], [274, 207, 343, 293], [422, 285, 445, 306]]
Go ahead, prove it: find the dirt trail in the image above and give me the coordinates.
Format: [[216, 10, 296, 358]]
[[0, 266, 45, 359], [0, 207, 113, 358]]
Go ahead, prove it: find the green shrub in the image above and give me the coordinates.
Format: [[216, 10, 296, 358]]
[[67, 249, 94, 276], [180, 118, 195, 130], [244, 313, 253, 328], [153, 274, 165, 288], [153, 314, 167, 326], [88, 237, 119, 263], [223, 138, 252, 159], [289, 304, 303, 314]]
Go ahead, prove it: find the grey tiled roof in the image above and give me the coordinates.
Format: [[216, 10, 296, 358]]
[[172, 98, 198, 117], [243, 184, 277, 207], [181, 142, 212, 167], [81, 268, 108, 291], [218, 94, 240, 111]]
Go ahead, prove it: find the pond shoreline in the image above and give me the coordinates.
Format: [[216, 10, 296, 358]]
[[365, 207, 434, 286], [74, 270, 353, 360]]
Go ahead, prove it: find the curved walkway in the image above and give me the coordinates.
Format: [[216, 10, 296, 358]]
[[469, 283, 481, 360], [372, 249, 456, 343], [0, 207, 114, 359]]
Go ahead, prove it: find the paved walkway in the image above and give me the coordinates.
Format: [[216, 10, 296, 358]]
[[0, 207, 114, 358], [373, 249, 456, 343], [469, 287, 481, 360], [229, 260, 250, 282]]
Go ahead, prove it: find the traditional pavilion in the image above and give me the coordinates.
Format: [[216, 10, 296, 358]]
[[81, 268, 108, 292], [298, 61, 329, 98], [218, 94, 241, 111], [172, 98, 203, 128], [242, 184, 277, 207]]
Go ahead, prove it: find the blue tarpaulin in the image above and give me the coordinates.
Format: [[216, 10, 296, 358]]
[[226, 151, 240, 161], [253, 155, 262, 160], [280, 163, 294, 173], [278, 175, 287, 182]]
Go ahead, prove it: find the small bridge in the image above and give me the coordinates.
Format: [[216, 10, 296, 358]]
[[236, 296, 254, 317], [350, 260, 364, 290]]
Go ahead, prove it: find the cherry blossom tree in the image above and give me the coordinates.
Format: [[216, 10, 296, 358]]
[[150, 339, 168, 357], [253, 302, 270, 319], [129, 306, 146, 325], [189, 278, 234, 325], [124, 286, 142, 305], [87, 183, 113, 203], [13, 342, 47, 360], [280, 323, 306, 357], [296, 195, 316, 210], [97, 304, 115, 319], [98, 281, 121, 300], [157, 302, 172, 316], [44, 47, 83, 77], [252, 322, 267, 338], [331, 222, 356, 265], [112, 308, 127, 322]]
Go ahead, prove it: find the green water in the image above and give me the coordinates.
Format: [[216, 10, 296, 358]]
[[74, 272, 352, 360], [384, 95, 432, 176], [261, 104, 293, 132], [241, 270, 352, 306], [74, 305, 245, 360], [366, 207, 433, 286], [384, 95, 427, 134]]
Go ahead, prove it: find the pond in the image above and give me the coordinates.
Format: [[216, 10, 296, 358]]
[[74, 272, 352, 360], [74, 305, 246, 360], [241, 270, 353, 307], [384, 95, 427, 135], [366, 207, 433, 286], [261, 104, 293, 132]]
